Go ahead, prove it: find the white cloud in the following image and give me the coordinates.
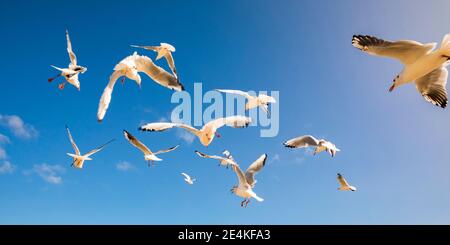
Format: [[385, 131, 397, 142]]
[[25, 164, 65, 185], [0, 147, 6, 160], [0, 161, 15, 174], [0, 133, 10, 144], [116, 161, 134, 171], [176, 129, 195, 144], [0, 115, 38, 140], [269, 153, 281, 164]]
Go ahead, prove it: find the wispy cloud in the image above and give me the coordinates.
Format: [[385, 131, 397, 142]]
[[0, 115, 39, 140], [269, 153, 281, 164], [0, 133, 10, 144], [24, 164, 65, 185], [0, 161, 15, 174], [176, 129, 195, 144], [0, 133, 10, 160], [116, 161, 134, 171]]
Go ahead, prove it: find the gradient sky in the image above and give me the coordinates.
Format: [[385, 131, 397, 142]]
[[1, 0, 450, 224]]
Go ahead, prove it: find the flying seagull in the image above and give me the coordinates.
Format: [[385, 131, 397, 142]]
[[352, 34, 450, 108], [131, 43, 178, 78], [123, 130, 179, 167], [139, 116, 252, 147], [48, 30, 87, 90], [337, 173, 356, 191], [283, 135, 340, 157], [65, 126, 114, 169], [216, 89, 276, 114], [97, 52, 184, 122], [181, 172, 196, 185], [194, 150, 238, 168], [230, 154, 267, 207]]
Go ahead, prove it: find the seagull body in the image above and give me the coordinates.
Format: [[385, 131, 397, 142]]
[[65, 126, 114, 169], [337, 173, 356, 191], [131, 43, 178, 78], [283, 135, 340, 157], [195, 150, 238, 168], [97, 52, 184, 122], [123, 130, 179, 167], [216, 89, 276, 114], [139, 116, 252, 147], [230, 154, 267, 207], [48, 30, 87, 90], [181, 172, 196, 185], [352, 34, 450, 108]]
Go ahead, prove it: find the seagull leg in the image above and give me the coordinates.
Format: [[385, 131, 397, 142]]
[[388, 83, 396, 92], [215, 132, 221, 138], [48, 74, 61, 82], [148, 161, 150, 167], [245, 199, 250, 208], [120, 77, 125, 85], [58, 82, 66, 90], [241, 198, 246, 207]]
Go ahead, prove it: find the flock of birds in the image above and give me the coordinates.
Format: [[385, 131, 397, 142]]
[[49, 30, 450, 207]]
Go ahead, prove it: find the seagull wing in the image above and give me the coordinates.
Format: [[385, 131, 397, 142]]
[[245, 154, 267, 187], [66, 126, 80, 155], [66, 30, 77, 66], [283, 135, 320, 148], [84, 139, 115, 158], [352, 35, 436, 64], [231, 164, 248, 186], [337, 173, 350, 188], [134, 55, 184, 91], [97, 70, 123, 122], [215, 89, 253, 100], [123, 130, 152, 155], [415, 66, 448, 108], [194, 150, 227, 161], [130, 45, 159, 52], [181, 172, 191, 181], [164, 52, 177, 78], [202, 116, 252, 132], [153, 145, 179, 155], [140, 122, 200, 136]]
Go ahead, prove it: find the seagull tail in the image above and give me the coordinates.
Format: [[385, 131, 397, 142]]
[[439, 34, 450, 57]]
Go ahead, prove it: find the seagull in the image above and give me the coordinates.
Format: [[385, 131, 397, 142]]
[[283, 135, 340, 157], [123, 130, 179, 167], [181, 172, 196, 185], [139, 116, 252, 147], [337, 173, 356, 191], [195, 150, 238, 168], [131, 43, 178, 78], [230, 154, 267, 207], [97, 52, 184, 122], [216, 89, 276, 115], [65, 126, 114, 169], [352, 34, 450, 108], [48, 30, 87, 90]]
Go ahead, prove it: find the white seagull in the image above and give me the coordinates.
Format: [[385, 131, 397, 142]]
[[283, 135, 340, 157], [337, 173, 357, 192], [230, 154, 267, 207], [352, 34, 450, 108], [123, 130, 179, 167], [195, 150, 238, 168], [65, 126, 114, 169], [216, 89, 276, 114], [181, 172, 196, 185], [48, 30, 87, 90], [139, 116, 252, 147], [97, 52, 184, 122], [131, 43, 178, 78]]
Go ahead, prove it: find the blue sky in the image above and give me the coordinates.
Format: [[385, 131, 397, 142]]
[[1, 0, 450, 224]]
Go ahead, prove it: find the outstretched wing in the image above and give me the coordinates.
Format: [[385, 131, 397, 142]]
[[245, 154, 267, 187], [153, 145, 179, 155], [123, 130, 152, 155], [231, 164, 248, 186], [65, 126, 80, 155], [66, 30, 77, 66], [202, 116, 252, 131], [181, 172, 190, 180], [164, 52, 177, 78], [283, 135, 320, 148], [194, 150, 226, 161], [216, 89, 253, 100], [84, 139, 115, 157], [97, 70, 123, 122], [352, 35, 436, 64], [134, 55, 184, 91], [415, 66, 448, 108], [337, 173, 350, 188]]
